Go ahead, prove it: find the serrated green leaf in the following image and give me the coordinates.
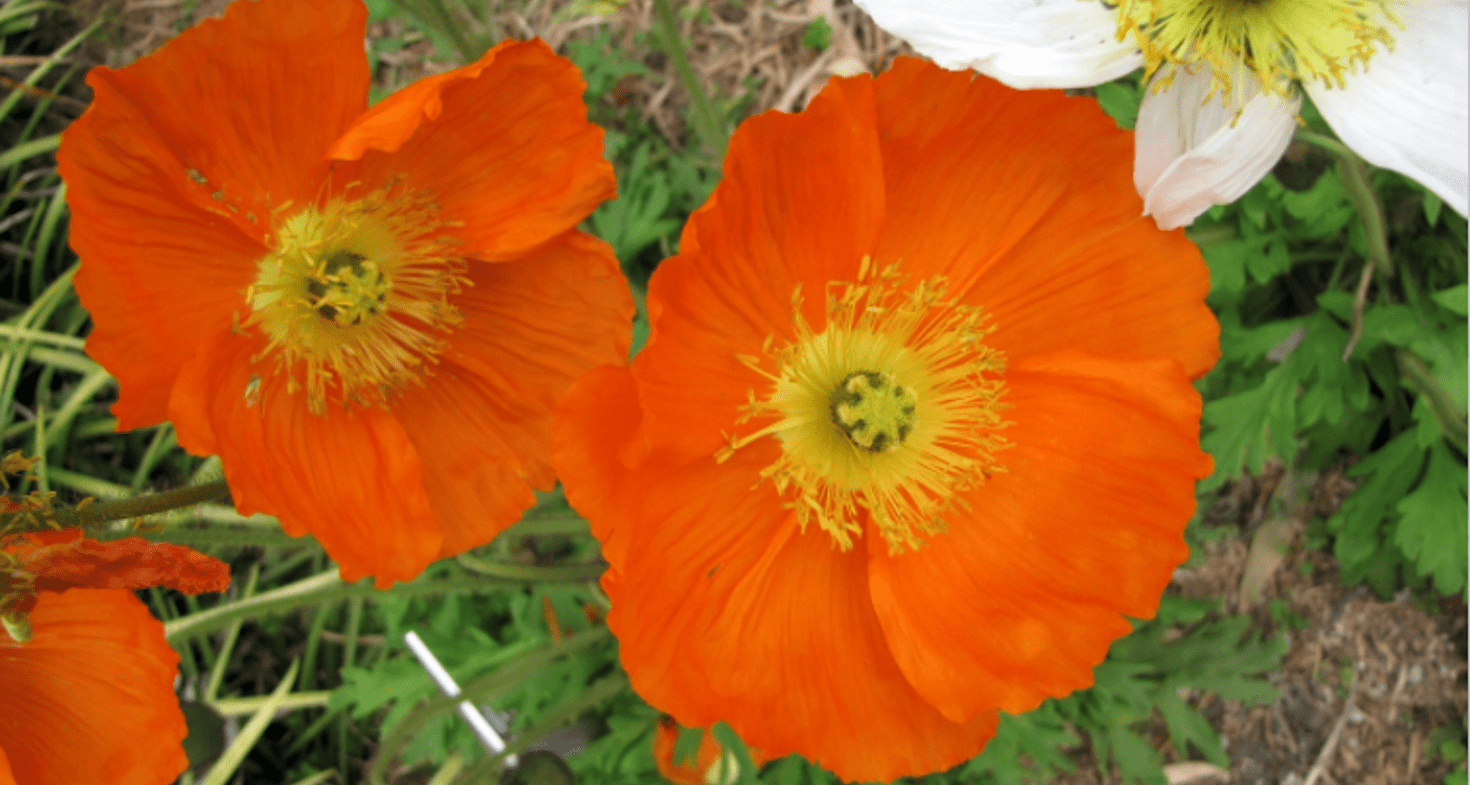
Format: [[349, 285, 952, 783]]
[[1395, 442, 1469, 594], [1156, 692, 1228, 768], [1201, 363, 1298, 489], [1329, 431, 1426, 591], [959, 705, 1076, 785], [1105, 724, 1166, 785], [801, 17, 831, 50], [1245, 235, 1293, 283]]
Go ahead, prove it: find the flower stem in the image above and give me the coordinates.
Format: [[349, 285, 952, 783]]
[[1398, 350, 1468, 452], [164, 569, 528, 643], [1295, 129, 1392, 277], [4, 478, 232, 533], [455, 552, 605, 582], [653, 0, 726, 161]]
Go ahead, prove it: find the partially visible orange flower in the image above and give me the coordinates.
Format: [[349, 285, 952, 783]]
[[0, 589, 189, 785], [57, 0, 633, 586], [3, 527, 230, 616], [652, 717, 767, 785], [555, 58, 1218, 781]]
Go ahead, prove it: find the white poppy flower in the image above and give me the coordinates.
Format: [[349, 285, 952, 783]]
[[854, 0, 1469, 228]]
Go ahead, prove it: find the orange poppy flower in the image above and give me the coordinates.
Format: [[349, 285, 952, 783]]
[[652, 717, 768, 785], [554, 58, 1218, 782], [0, 589, 189, 785], [57, 0, 633, 586]]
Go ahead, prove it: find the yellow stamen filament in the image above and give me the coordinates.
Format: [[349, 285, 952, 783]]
[[1114, 0, 1400, 98], [717, 258, 1010, 554], [246, 181, 468, 414]]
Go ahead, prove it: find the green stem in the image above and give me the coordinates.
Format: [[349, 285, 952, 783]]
[[128, 525, 311, 550], [1294, 129, 1353, 160], [455, 552, 606, 582], [503, 513, 591, 538], [1398, 350, 1469, 452], [1296, 129, 1392, 278], [653, 0, 726, 160], [1185, 223, 1237, 248], [165, 570, 526, 643], [209, 690, 332, 718], [7, 479, 231, 532]]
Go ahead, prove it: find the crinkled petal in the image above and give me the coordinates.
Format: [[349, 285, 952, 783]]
[[1306, 0, 1469, 216], [333, 39, 614, 260], [0, 589, 188, 785], [15, 529, 230, 596], [1135, 62, 1300, 229], [557, 370, 997, 783], [167, 331, 440, 587], [395, 232, 632, 558], [629, 76, 885, 463], [868, 353, 1209, 721], [853, 0, 1141, 88], [869, 58, 1219, 378], [58, 0, 371, 429]]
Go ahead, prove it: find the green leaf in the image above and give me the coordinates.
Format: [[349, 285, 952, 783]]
[[1156, 693, 1228, 767], [1432, 284, 1468, 317], [1395, 442, 1469, 594], [1095, 80, 1141, 130], [1328, 431, 1425, 592], [1244, 235, 1293, 284], [1202, 238, 1248, 295], [958, 706, 1076, 785], [1424, 190, 1444, 227], [1201, 362, 1299, 489], [801, 17, 831, 51]]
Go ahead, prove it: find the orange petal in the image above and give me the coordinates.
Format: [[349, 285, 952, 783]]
[[167, 331, 441, 587], [334, 40, 614, 260], [868, 353, 1211, 722], [58, 0, 372, 429], [607, 449, 998, 782], [75, 0, 368, 235], [630, 75, 886, 462], [0, 589, 187, 785], [553, 364, 645, 569], [0, 745, 13, 785], [396, 231, 631, 558], [869, 58, 1219, 379], [16, 530, 230, 595]]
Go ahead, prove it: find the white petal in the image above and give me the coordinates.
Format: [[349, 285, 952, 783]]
[[852, 0, 1142, 88], [1134, 62, 1300, 230], [1306, 0, 1469, 216]]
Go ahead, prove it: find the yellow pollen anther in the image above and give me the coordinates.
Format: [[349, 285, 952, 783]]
[[717, 258, 1011, 554], [1113, 0, 1401, 99], [246, 181, 468, 414]]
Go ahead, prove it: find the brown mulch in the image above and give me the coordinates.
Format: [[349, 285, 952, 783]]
[[1057, 466, 1468, 785], [67, 0, 911, 142]]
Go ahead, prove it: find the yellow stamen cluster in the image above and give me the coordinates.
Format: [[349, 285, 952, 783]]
[[1114, 0, 1400, 98], [717, 258, 1010, 554], [246, 180, 468, 414]]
